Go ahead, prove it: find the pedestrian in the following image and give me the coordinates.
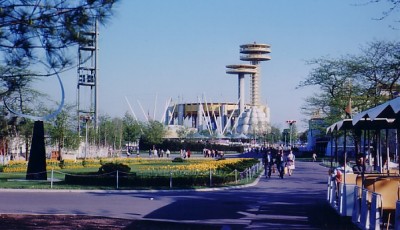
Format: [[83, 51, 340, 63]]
[[166, 149, 170, 158], [148, 149, 152, 158], [263, 150, 273, 178], [276, 149, 285, 179], [312, 153, 317, 162], [286, 150, 295, 176]]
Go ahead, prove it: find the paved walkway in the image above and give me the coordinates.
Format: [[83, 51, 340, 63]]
[[0, 160, 357, 229]]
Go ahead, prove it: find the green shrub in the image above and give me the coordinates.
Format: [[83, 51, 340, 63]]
[[217, 158, 259, 173], [98, 162, 131, 174], [172, 157, 184, 163]]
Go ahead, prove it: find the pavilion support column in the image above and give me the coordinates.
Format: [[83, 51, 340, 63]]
[[377, 130, 382, 173], [367, 130, 371, 167], [335, 130, 338, 165], [386, 129, 390, 175], [363, 129, 367, 156]]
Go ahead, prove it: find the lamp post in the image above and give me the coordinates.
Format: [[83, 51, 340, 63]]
[[286, 120, 296, 148]]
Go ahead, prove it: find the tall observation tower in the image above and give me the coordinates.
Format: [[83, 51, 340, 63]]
[[229, 42, 271, 136], [77, 20, 99, 134], [240, 43, 271, 106]]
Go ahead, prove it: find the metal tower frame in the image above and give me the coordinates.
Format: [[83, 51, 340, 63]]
[[239, 43, 271, 106], [77, 20, 98, 135]]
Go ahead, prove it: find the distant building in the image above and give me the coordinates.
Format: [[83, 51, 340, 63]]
[[306, 112, 329, 153]]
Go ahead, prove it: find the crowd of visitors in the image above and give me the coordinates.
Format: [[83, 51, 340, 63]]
[[260, 146, 296, 179], [203, 148, 224, 158], [146, 148, 172, 158], [129, 147, 226, 159]]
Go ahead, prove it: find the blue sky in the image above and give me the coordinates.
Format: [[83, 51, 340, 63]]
[[42, 0, 400, 131]]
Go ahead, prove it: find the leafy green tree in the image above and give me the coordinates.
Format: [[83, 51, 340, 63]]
[[299, 40, 400, 123], [142, 121, 166, 148], [17, 118, 34, 159], [97, 114, 114, 147], [122, 112, 142, 146], [0, 68, 45, 160], [0, 1, 119, 139], [111, 117, 124, 151], [299, 40, 400, 155], [46, 104, 80, 159], [0, 0, 119, 72]]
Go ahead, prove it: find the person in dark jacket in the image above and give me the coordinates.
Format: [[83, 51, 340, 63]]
[[276, 149, 285, 179]]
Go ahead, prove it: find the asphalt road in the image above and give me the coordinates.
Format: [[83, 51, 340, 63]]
[[0, 161, 356, 229]]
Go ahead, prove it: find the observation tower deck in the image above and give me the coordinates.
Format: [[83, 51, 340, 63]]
[[240, 43, 271, 62]]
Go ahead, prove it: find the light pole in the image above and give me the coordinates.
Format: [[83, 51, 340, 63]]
[[286, 120, 296, 148]]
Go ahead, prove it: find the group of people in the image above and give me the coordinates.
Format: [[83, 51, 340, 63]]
[[148, 148, 171, 158], [202, 148, 224, 158], [263, 148, 296, 179], [331, 154, 375, 184], [180, 149, 191, 158]]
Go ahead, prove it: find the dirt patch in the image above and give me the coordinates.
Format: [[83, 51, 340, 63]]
[[0, 214, 223, 230], [0, 214, 132, 230]]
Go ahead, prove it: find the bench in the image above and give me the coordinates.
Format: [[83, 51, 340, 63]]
[[337, 173, 358, 216], [353, 174, 394, 227], [326, 173, 361, 216], [370, 177, 400, 229], [357, 176, 400, 229]]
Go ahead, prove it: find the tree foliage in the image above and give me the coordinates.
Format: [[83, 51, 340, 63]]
[[0, 0, 118, 71], [46, 104, 80, 157], [122, 112, 142, 144], [142, 120, 166, 147], [0, 0, 119, 157], [0, 0, 119, 123], [298, 40, 400, 123], [366, 0, 400, 25]]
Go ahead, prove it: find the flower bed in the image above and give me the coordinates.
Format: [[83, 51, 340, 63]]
[[64, 158, 259, 188]]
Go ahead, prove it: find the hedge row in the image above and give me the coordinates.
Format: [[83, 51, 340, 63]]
[[140, 139, 245, 153], [64, 172, 238, 188]]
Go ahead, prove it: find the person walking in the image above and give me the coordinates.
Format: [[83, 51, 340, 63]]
[[286, 150, 295, 176], [264, 150, 273, 178], [276, 150, 285, 179]]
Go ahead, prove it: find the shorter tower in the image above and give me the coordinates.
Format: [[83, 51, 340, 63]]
[[226, 64, 257, 115]]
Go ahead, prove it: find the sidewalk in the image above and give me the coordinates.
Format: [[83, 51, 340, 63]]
[[134, 161, 358, 229], [241, 161, 357, 229]]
